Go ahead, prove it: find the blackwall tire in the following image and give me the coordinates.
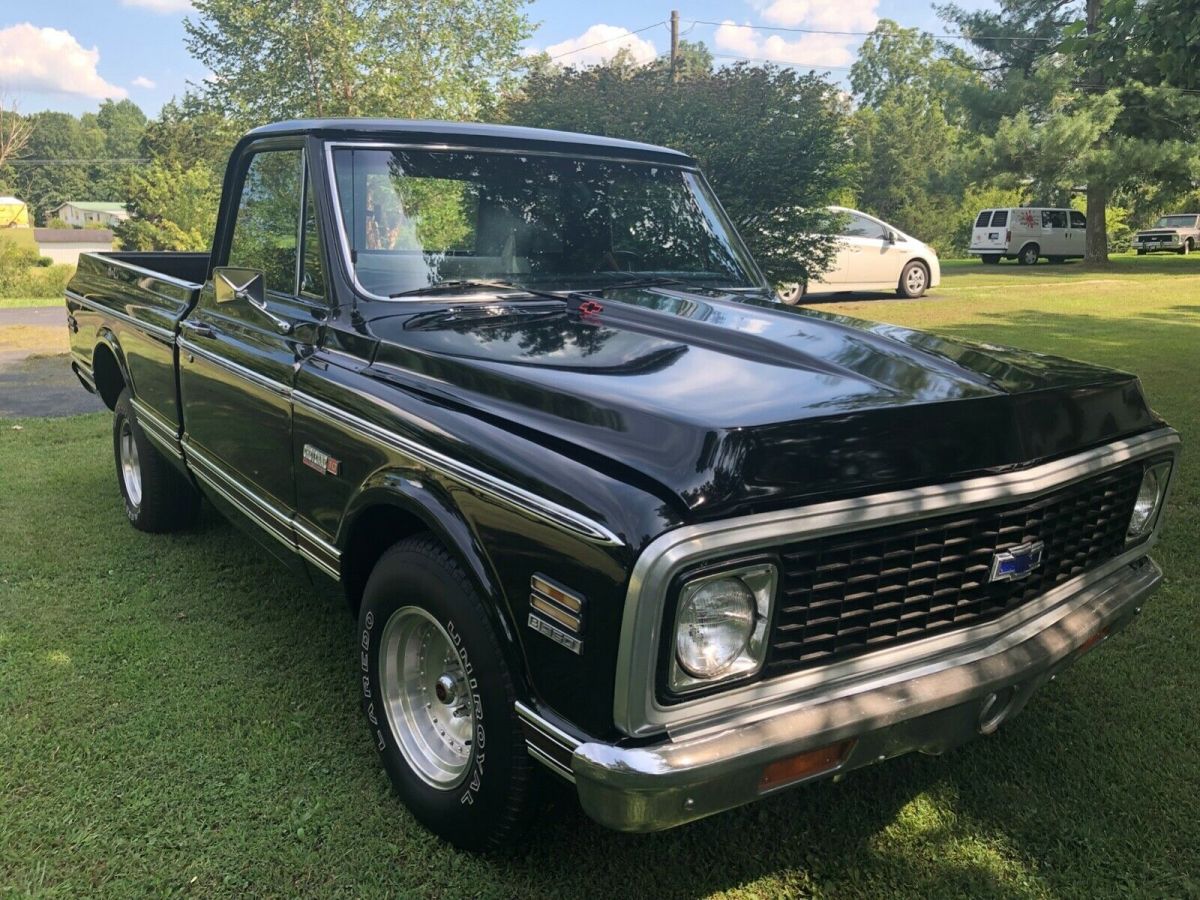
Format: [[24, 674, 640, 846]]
[[358, 534, 534, 851], [982, 254, 1001, 265], [896, 261, 929, 298], [1179, 240, 1192, 256], [1018, 244, 1040, 266], [112, 389, 199, 533]]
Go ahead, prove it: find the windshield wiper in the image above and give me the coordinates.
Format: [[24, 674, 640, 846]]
[[389, 279, 541, 299]]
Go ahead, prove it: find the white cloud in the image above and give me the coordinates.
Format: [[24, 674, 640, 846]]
[[0, 24, 127, 100], [540, 24, 658, 67], [120, 0, 194, 12], [758, 0, 878, 32], [131, 75, 156, 89], [715, 0, 879, 68]]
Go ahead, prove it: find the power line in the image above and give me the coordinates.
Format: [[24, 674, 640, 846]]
[[690, 19, 1059, 43], [7, 158, 148, 165], [709, 52, 854, 71], [547, 20, 666, 61]]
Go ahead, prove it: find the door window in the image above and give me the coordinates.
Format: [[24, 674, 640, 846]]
[[990, 210, 1008, 227], [1041, 210, 1068, 229], [840, 212, 886, 239], [1070, 211, 1086, 229], [228, 149, 304, 294], [975, 211, 991, 227]]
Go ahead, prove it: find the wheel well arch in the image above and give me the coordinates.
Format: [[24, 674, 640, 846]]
[[1019, 241, 1040, 256], [92, 339, 127, 410], [339, 502, 431, 615]]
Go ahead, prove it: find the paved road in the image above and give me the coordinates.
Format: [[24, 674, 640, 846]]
[[0, 305, 105, 418], [0, 306, 66, 328]]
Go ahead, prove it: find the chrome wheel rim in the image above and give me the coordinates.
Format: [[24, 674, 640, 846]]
[[379, 606, 475, 789], [119, 420, 142, 507], [905, 265, 926, 294]]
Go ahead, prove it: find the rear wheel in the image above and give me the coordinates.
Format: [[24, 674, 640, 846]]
[[896, 260, 929, 298], [1018, 243, 1040, 266], [981, 254, 1001, 265], [778, 282, 805, 305], [112, 389, 199, 532], [358, 535, 534, 851]]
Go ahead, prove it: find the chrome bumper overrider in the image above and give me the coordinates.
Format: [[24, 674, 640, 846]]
[[543, 558, 1161, 832]]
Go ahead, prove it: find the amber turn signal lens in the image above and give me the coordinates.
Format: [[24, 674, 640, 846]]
[[1078, 626, 1111, 656], [758, 739, 856, 792]]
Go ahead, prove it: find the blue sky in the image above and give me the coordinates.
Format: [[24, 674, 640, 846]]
[[0, 0, 990, 118]]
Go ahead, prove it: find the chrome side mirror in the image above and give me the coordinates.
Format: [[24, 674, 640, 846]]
[[213, 267, 292, 334]]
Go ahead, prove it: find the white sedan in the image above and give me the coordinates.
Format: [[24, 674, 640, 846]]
[[781, 207, 941, 303]]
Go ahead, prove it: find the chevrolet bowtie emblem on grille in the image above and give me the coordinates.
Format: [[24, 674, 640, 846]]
[[302, 443, 341, 476], [989, 540, 1045, 583]]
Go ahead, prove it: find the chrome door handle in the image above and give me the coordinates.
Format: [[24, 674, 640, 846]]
[[182, 320, 216, 339]]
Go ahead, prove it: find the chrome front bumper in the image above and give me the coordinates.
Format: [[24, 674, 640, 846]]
[[557, 557, 1160, 832]]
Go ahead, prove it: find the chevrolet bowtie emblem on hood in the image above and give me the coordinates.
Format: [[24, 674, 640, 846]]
[[989, 540, 1045, 583], [302, 444, 341, 476]]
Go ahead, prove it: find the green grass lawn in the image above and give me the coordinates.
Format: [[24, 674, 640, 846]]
[[2, 257, 1198, 898]]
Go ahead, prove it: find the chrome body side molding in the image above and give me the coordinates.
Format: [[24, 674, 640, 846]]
[[515, 701, 580, 783], [130, 398, 183, 460], [183, 439, 341, 579], [293, 390, 623, 546], [177, 337, 292, 397], [614, 427, 1181, 736], [66, 289, 176, 343]]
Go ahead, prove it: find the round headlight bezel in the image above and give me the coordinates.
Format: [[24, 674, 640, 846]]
[[668, 562, 777, 694]]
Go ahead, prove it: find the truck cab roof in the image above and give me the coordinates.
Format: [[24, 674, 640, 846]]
[[243, 118, 695, 167]]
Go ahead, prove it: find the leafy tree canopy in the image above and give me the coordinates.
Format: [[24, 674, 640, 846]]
[[184, 0, 533, 125], [506, 49, 854, 286]]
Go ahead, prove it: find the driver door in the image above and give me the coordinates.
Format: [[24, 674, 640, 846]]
[[179, 146, 327, 565]]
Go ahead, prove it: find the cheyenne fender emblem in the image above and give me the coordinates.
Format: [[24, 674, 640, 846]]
[[989, 540, 1045, 583], [302, 443, 341, 476]]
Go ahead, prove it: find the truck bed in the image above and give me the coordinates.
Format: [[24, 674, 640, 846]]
[[66, 251, 210, 434]]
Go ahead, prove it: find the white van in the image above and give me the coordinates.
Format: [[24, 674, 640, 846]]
[[968, 207, 1086, 265]]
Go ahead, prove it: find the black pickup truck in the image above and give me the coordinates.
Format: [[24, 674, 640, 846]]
[[66, 119, 1179, 850]]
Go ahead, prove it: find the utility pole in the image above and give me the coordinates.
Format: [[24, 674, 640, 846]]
[[670, 9, 680, 80]]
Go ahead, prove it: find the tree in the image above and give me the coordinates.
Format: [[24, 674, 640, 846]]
[[184, 0, 533, 125], [506, 52, 853, 286], [848, 21, 981, 253], [7, 111, 106, 223], [940, 0, 1200, 262], [115, 160, 220, 251], [0, 92, 33, 173]]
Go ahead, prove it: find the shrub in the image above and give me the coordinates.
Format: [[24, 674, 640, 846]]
[[35, 256, 53, 268]]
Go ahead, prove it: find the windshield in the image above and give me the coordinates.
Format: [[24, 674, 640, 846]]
[[329, 147, 764, 298], [1154, 215, 1198, 229]]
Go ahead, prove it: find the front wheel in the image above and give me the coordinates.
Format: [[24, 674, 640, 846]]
[[112, 389, 199, 532], [358, 535, 534, 851], [896, 261, 929, 298], [1179, 240, 1192, 256]]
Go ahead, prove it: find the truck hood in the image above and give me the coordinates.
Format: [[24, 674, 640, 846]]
[[1136, 229, 1184, 235], [365, 287, 1157, 518]]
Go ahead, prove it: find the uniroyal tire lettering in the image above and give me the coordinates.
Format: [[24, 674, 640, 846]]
[[446, 617, 488, 806]]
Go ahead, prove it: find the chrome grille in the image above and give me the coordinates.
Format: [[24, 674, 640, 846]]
[[764, 462, 1145, 676]]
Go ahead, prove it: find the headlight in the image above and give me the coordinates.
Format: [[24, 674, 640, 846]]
[[1127, 461, 1172, 540], [670, 563, 776, 693]]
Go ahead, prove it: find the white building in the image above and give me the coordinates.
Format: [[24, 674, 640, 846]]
[[53, 201, 129, 229], [33, 228, 115, 265]]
